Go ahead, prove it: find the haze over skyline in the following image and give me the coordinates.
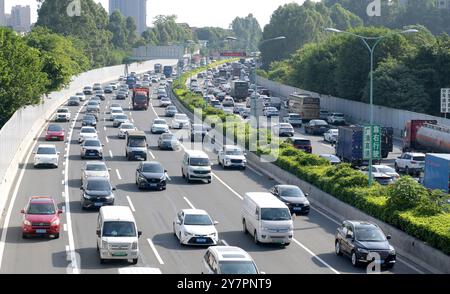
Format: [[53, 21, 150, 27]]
[[5, 0, 312, 29]]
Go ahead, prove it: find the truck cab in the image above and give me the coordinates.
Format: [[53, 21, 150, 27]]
[[132, 88, 150, 110], [125, 131, 148, 161]]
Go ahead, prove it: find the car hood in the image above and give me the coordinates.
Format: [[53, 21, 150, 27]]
[[281, 196, 309, 205], [184, 225, 217, 235], [141, 172, 165, 179], [356, 240, 391, 251], [85, 190, 113, 197], [83, 146, 102, 151], [101, 237, 137, 243], [223, 155, 245, 160], [25, 214, 58, 223]]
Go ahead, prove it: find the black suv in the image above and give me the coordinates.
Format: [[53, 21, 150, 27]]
[[305, 120, 330, 135], [285, 137, 312, 153], [335, 221, 396, 269]]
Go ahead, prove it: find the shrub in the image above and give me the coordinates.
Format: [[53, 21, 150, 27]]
[[386, 177, 429, 211]]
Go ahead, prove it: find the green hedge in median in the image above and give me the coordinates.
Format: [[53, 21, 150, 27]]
[[172, 61, 450, 256]]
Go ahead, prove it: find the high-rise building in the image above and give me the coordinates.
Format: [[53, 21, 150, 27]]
[[0, 0, 5, 27], [109, 0, 147, 34], [9, 5, 31, 32]]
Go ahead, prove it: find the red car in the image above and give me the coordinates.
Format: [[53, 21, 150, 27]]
[[45, 124, 65, 141], [21, 196, 62, 239]]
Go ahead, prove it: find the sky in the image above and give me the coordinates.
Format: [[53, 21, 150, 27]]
[[5, 0, 314, 29]]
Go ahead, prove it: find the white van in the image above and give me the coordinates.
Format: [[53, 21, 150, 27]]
[[242, 192, 293, 246], [181, 150, 212, 184], [96, 206, 142, 264]]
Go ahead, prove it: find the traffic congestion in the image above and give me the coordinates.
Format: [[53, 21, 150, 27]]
[[0, 60, 430, 275]]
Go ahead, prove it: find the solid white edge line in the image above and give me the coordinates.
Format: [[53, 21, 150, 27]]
[[115, 169, 122, 180], [64, 224, 68, 232], [246, 165, 263, 177], [292, 238, 340, 274], [147, 239, 164, 265], [183, 197, 196, 209], [126, 196, 136, 212], [0, 123, 47, 271]]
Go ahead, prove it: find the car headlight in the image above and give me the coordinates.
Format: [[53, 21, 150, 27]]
[[184, 231, 193, 236], [51, 218, 60, 226], [83, 194, 92, 200], [210, 233, 217, 237], [357, 248, 369, 254], [105, 195, 114, 200], [389, 247, 396, 255], [23, 220, 31, 226], [131, 242, 138, 250], [102, 240, 108, 249]]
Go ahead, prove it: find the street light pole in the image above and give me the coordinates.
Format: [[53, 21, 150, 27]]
[[325, 28, 418, 186]]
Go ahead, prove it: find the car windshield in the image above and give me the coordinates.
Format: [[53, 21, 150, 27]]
[[154, 120, 167, 125], [260, 208, 291, 221], [290, 114, 301, 119], [330, 130, 338, 134], [70, 97, 79, 101], [183, 214, 212, 226], [190, 158, 210, 167], [355, 227, 387, 242], [129, 138, 146, 147], [376, 167, 395, 174], [81, 128, 96, 134], [37, 147, 56, 155], [162, 134, 175, 140], [27, 203, 55, 215], [314, 120, 328, 126], [225, 149, 243, 156], [219, 261, 258, 274], [279, 186, 305, 198], [167, 107, 176, 111], [142, 164, 163, 173], [48, 125, 62, 132], [102, 221, 136, 237], [86, 179, 110, 191], [413, 156, 425, 161], [86, 164, 107, 172], [121, 124, 134, 130], [84, 140, 101, 147], [116, 115, 128, 120], [57, 109, 68, 113], [83, 116, 95, 121]]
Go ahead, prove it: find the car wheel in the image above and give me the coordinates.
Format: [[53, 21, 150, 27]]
[[351, 251, 359, 267], [22, 233, 28, 239], [100, 257, 106, 264], [254, 230, 260, 245], [131, 258, 138, 265], [405, 166, 410, 175], [284, 242, 291, 247], [242, 220, 248, 234], [54, 233, 60, 239], [335, 241, 343, 256], [394, 163, 399, 172], [385, 263, 394, 269], [207, 179, 211, 184]]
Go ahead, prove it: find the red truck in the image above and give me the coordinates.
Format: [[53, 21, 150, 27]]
[[132, 88, 150, 110], [402, 119, 445, 152]]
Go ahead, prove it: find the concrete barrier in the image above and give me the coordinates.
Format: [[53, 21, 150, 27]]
[[245, 151, 450, 274]]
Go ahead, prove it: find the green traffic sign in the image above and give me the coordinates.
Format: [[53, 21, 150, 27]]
[[363, 125, 381, 160]]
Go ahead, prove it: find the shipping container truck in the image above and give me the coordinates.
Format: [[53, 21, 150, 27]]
[[423, 154, 450, 193], [336, 125, 393, 166], [401, 120, 450, 153]]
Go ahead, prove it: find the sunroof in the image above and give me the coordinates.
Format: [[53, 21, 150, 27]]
[[222, 254, 245, 259]]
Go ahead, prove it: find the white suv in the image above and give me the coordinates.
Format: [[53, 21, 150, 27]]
[[395, 152, 425, 175], [171, 114, 190, 129], [201, 246, 260, 274], [55, 108, 71, 122], [327, 113, 345, 125], [218, 145, 247, 169], [34, 144, 60, 168]]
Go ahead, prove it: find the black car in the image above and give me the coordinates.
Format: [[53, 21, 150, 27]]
[[305, 120, 330, 135], [82, 114, 97, 128], [269, 185, 310, 215], [135, 162, 167, 190], [335, 221, 396, 269], [116, 91, 127, 100], [80, 177, 115, 210]]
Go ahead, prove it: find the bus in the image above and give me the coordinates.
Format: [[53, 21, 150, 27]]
[[154, 63, 162, 74], [163, 66, 173, 78], [288, 93, 320, 122]]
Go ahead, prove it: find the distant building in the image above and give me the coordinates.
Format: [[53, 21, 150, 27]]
[[0, 0, 5, 26], [109, 0, 147, 34], [437, 0, 450, 9], [8, 5, 31, 32]]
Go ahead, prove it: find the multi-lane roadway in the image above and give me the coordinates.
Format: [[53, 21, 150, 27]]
[[0, 77, 430, 274]]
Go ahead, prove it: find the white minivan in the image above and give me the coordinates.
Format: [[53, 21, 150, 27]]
[[242, 192, 293, 246], [181, 150, 212, 184], [96, 206, 142, 264]]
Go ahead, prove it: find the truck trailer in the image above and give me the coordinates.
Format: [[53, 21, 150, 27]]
[[423, 153, 450, 193], [402, 120, 450, 153]]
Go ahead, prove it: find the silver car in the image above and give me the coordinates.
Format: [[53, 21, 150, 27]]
[[81, 161, 110, 184], [80, 139, 104, 159], [113, 114, 129, 128]]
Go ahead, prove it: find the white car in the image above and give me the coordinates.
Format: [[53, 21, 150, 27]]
[[263, 107, 279, 117], [109, 82, 119, 90], [109, 108, 124, 121], [395, 152, 425, 175], [171, 113, 190, 129], [327, 113, 346, 125], [33, 144, 59, 168], [324, 129, 339, 143], [370, 165, 400, 181], [273, 123, 295, 137], [201, 246, 260, 274], [55, 108, 71, 122], [173, 209, 219, 246], [151, 118, 169, 134], [218, 145, 247, 169], [75, 92, 86, 101], [81, 161, 110, 184], [78, 126, 98, 143], [159, 97, 172, 107], [118, 122, 136, 139], [283, 113, 302, 127]]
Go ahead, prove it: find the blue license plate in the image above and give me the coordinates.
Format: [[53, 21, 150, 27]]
[[293, 207, 302, 210], [149, 184, 157, 187], [36, 229, 46, 234], [197, 238, 206, 243], [95, 203, 103, 207]]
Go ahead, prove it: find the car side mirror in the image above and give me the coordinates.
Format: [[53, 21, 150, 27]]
[[214, 221, 219, 226], [96, 229, 101, 237], [108, 168, 112, 171], [386, 235, 392, 240], [20, 209, 25, 214], [244, 152, 247, 156], [138, 231, 143, 238], [58, 209, 63, 214], [305, 193, 309, 197], [164, 170, 167, 173]]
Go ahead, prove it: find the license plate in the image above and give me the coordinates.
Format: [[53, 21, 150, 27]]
[[36, 229, 46, 234], [53, 137, 58, 139], [112, 252, 128, 257], [149, 184, 157, 187], [197, 238, 206, 243], [293, 207, 302, 211], [94, 203, 103, 207]]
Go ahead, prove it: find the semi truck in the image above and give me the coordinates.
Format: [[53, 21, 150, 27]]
[[132, 88, 150, 110], [423, 153, 450, 193], [336, 125, 394, 166], [163, 65, 173, 78], [402, 119, 450, 153], [230, 81, 249, 102]]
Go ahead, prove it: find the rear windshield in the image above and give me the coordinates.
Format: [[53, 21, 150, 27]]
[[81, 128, 96, 134], [48, 125, 62, 132], [413, 156, 425, 161], [84, 140, 101, 147], [37, 147, 56, 154], [293, 140, 311, 146]]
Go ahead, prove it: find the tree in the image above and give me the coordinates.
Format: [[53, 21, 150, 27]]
[[231, 14, 262, 52], [25, 26, 90, 92], [126, 17, 138, 46], [108, 10, 128, 49], [0, 28, 49, 126]]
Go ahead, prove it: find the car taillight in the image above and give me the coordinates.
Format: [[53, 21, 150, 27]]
[[51, 219, 60, 226]]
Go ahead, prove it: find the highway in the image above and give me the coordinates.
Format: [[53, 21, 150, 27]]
[[0, 77, 430, 274]]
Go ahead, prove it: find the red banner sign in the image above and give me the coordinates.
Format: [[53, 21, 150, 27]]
[[220, 52, 247, 57]]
